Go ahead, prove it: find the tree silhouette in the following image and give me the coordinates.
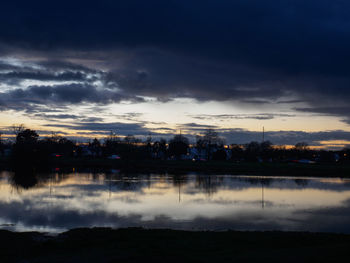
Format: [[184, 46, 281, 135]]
[[230, 144, 244, 161], [104, 131, 120, 155], [196, 129, 224, 160], [244, 141, 261, 161], [169, 135, 189, 159], [260, 141, 273, 151], [212, 149, 227, 160], [152, 139, 167, 159], [16, 129, 39, 144], [12, 129, 40, 166], [295, 142, 309, 151], [11, 124, 26, 136], [124, 135, 139, 144]]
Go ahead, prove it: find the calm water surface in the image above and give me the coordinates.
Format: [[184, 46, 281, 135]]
[[1, 170, 350, 233]]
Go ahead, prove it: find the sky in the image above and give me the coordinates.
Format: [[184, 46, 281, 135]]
[[0, 0, 350, 148]]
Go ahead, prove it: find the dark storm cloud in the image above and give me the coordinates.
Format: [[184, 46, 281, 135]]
[[43, 122, 152, 136], [0, 129, 69, 137], [0, 0, 350, 121], [31, 113, 105, 123], [80, 117, 105, 123], [190, 113, 296, 121], [241, 99, 272, 105], [0, 58, 100, 79], [296, 107, 350, 124], [112, 113, 143, 121], [33, 113, 80, 120], [180, 123, 218, 129], [296, 107, 350, 115], [37, 60, 99, 73], [277, 100, 305, 104], [0, 83, 144, 112], [48, 113, 143, 124], [0, 71, 92, 86], [175, 123, 219, 133], [103, 51, 289, 102]]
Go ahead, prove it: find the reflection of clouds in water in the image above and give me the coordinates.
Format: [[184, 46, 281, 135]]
[[289, 198, 350, 233], [0, 200, 144, 232], [191, 198, 277, 208], [0, 201, 287, 232], [1, 172, 350, 233]]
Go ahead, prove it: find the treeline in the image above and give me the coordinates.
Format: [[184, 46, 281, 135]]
[[0, 126, 349, 166]]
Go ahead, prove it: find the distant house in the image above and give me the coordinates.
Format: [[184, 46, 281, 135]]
[[151, 150, 166, 160], [189, 146, 232, 161], [188, 147, 207, 161], [108, 154, 121, 160], [80, 146, 94, 157], [334, 153, 340, 162], [225, 148, 232, 160]]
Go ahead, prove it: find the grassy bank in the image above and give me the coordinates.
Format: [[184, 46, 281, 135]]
[[2, 157, 350, 177], [39, 158, 350, 177], [0, 228, 349, 262]]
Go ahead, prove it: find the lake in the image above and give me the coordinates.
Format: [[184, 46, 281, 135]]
[[1, 170, 350, 233]]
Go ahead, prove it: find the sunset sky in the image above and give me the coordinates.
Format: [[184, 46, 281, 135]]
[[1, 0, 350, 148]]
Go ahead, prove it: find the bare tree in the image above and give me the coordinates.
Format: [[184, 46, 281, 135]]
[[105, 131, 120, 143], [295, 142, 309, 151], [11, 124, 26, 136], [49, 132, 62, 143], [196, 129, 224, 160]]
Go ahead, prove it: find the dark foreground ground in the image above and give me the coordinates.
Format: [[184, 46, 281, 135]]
[[1, 228, 350, 263]]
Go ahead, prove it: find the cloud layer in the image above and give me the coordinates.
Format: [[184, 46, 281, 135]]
[[1, 0, 350, 144]]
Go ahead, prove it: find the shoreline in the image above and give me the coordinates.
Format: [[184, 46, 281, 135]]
[[1, 227, 350, 262], [1, 158, 350, 177]]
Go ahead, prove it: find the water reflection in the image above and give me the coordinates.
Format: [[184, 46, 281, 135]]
[[1, 170, 350, 233]]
